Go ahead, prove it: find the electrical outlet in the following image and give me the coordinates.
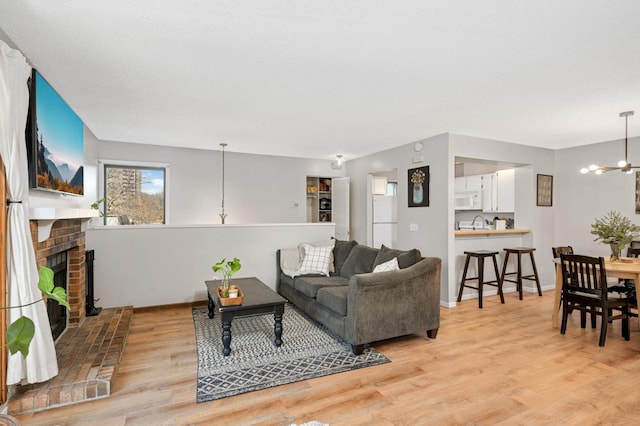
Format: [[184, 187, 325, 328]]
[[410, 223, 419, 231]]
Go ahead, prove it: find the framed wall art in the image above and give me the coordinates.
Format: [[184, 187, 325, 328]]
[[26, 69, 85, 195], [408, 166, 429, 207], [635, 172, 640, 214], [536, 174, 553, 207]]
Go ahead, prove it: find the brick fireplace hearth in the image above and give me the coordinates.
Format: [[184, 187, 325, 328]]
[[7, 215, 132, 415]]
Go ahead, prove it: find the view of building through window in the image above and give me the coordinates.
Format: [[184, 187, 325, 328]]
[[103, 165, 166, 225]]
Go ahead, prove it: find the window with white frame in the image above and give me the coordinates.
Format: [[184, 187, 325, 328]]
[[386, 181, 398, 196], [98, 160, 169, 225]]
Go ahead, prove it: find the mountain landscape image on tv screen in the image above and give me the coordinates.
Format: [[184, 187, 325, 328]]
[[30, 70, 84, 195]]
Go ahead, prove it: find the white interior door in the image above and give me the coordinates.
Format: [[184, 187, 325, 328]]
[[332, 177, 350, 240]]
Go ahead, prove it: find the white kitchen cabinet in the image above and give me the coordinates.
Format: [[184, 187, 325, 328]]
[[496, 169, 515, 212], [373, 176, 388, 195], [455, 175, 483, 192], [482, 173, 494, 212], [465, 175, 483, 191], [482, 169, 514, 213]]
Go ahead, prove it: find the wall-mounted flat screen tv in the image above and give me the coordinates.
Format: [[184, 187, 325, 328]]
[[26, 69, 84, 195]]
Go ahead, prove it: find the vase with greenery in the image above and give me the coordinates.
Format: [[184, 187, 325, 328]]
[[1, 265, 69, 358], [90, 197, 105, 216], [591, 210, 640, 262], [212, 257, 241, 297]]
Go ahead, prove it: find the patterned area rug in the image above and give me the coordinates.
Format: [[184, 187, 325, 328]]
[[193, 304, 390, 402]]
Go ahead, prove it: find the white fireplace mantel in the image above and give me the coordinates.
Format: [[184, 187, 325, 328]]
[[29, 208, 100, 242]]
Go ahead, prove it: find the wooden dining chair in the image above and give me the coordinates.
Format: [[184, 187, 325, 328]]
[[552, 245, 585, 318], [552, 246, 573, 258], [559, 253, 630, 347], [612, 246, 640, 317]]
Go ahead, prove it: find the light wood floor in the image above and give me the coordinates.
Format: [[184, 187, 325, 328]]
[[14, 291, 640, 425]]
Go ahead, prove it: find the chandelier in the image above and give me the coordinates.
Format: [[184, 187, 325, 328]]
[[581, 111, 636, 175]]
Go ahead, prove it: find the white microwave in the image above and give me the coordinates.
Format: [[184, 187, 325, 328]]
[[455, 190, 482, 210]]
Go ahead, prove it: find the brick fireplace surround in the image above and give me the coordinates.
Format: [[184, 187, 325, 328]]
[[7, 218, 132, 415], [32, 219, 87, 325]]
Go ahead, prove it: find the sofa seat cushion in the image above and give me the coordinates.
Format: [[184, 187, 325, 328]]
[[295, 276, 349, 299], [316, 286, 348, 316], [340, 245, 380, 278], [373, 244, 422, 269]]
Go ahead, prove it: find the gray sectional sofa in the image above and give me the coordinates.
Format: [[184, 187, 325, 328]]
[[276, 240, 441, 354]]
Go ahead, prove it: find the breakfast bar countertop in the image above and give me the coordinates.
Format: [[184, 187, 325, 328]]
[[454, 229, 531, 236]]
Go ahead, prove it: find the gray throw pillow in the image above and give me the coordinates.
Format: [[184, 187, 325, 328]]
[[333, 239, 358, 275], [373, 245, 421, 269], [339, 245, 379, 278]]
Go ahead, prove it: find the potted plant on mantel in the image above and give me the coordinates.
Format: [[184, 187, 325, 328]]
[[591, 210, 640, 262], [1, 266, 69, 358], [212, 257, 242, 303]]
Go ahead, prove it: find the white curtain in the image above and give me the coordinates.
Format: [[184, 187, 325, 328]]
[[0, 40, 58, 384]]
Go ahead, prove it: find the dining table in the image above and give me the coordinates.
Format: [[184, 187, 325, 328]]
[[552, 256, 640, 328]]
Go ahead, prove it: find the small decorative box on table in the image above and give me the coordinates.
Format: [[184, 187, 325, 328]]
[[217, 285, 244, 306]]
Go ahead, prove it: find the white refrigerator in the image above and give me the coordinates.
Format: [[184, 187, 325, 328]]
[[373, 195, 397, 248]]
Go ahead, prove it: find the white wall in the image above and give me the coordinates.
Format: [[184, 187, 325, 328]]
[[449, 134, 556, 306], [347, 133, 558, 307], [81, 142, 346, 308], [97, 140, 344, 225], [347, 134, 451, 302], [554, 136, 640, 258], [86, 223, 335, 308]]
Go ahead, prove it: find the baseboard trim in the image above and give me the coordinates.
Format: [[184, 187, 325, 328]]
[[133, 300, 207, 313]]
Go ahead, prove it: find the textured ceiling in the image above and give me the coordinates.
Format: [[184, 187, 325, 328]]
[[1, 0, 640, 160]]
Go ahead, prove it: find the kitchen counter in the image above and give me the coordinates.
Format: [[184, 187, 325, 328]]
[[454, 229, 531, 236]]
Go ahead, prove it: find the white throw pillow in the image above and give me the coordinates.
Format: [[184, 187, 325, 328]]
[[299, 239, 336, 273], [296, 244, 333, 276], [373, 257, 399, 273]]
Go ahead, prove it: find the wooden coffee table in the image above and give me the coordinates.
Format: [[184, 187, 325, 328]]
[[205, 277, 287, 356]]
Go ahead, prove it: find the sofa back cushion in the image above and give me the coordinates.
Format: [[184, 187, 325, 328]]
[[333, 239, 358, 275], [339, 245, 379, 278], [373, 245, 421, 270]]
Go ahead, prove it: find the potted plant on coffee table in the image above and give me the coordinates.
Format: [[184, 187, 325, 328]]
[[212, 257, 242, 304], [591, 210, 640, 262]]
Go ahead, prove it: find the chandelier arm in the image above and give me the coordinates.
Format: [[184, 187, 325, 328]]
[[581, 111, 635, 174]]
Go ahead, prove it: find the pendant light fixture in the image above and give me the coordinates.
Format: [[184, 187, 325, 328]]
[[581, 111, 636, 175], [219, 143, 228, 224], [331, 154, 344, 170]]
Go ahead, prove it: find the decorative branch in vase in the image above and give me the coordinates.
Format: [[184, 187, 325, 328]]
[[591, 210, 640, 262]]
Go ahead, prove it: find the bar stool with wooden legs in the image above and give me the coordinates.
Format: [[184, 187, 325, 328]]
[[500, 247, 543, 300], [457, 250, 505, 308]]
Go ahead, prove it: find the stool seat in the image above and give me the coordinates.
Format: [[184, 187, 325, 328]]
[[504, 247, 536, 253], [500, 247, 542, 300], [464, 250, 499, 256], [457, 250, 504, 308]]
